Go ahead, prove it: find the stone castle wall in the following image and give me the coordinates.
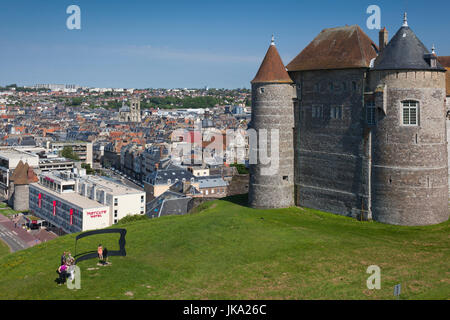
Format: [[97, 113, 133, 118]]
[[367, 70, 448, 225], [290, 69, 370, 218], [248, 82, 295, 208]]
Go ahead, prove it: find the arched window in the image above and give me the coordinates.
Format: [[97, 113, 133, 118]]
[[402, 100, 419, 126]]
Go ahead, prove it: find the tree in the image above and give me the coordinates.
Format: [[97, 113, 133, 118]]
[[60, 146, 80, 161], [81, 163, 95, 175]]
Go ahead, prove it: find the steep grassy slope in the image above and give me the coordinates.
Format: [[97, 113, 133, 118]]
[[0, 195, 448, 300], [0, 239, 10, 259]]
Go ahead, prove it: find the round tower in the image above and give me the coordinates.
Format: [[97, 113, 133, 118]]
[[369, 14, 448, 225], [10, 161, 38, 212], [248, 36, 295, 208]]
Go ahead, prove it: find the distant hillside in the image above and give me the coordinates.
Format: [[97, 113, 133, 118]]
[[0, 195, 448, 300]]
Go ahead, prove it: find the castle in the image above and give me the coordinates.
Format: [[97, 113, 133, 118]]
[[248, 14, 449, 226]]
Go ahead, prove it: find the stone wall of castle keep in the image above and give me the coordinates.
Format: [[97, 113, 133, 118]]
[[290, 69, 370, 219]]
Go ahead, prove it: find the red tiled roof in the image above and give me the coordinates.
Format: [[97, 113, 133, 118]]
[[286, 25, 378, 71], [251, 43, 293, 84]]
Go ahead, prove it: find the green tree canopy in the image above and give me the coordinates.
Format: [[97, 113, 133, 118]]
[[60, 146, 80, 161]]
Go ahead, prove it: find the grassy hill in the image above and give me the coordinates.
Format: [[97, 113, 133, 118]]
[[0, 240, 9, 259], [0, 195, 448, 300]]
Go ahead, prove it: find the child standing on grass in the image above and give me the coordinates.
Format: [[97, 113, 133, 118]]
[[97, 244, 103, 261]]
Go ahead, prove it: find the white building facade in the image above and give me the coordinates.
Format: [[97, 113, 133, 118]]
[[29, 171, 145, 233]]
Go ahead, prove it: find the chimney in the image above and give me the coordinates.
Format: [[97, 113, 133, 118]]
[[379, 27, 388, 53]]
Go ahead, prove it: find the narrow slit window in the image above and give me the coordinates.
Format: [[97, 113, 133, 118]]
[[366, 101, 376, 125]]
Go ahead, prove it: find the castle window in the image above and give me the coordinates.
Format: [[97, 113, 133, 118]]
[[260, 87, 265, 93], [312, 105, 323, 118], [330, 106, 342, 119], [366, 101, 376, 125], [402, 100, 418, 126]]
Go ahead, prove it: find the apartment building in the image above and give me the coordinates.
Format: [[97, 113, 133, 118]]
[[46, 141, 93, 167]]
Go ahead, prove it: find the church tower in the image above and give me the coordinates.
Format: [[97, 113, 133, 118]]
[[248, 36, 296, 208], [368, 13, 448, 225], [130, 97, 141, 123]]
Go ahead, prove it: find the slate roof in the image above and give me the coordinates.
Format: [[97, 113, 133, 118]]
[[373, 26, 446, 71], [197, 176, 228, 189], [251, 41, 293, 84], [146, 168, 195, 186], [146, 190, 192, 218], [286, 25, 378, 72]]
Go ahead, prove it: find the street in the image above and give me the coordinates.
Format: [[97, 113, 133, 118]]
[[0, 219, 28, 252]]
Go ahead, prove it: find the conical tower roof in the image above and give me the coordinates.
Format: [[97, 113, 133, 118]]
[[10, 160, 29, 185], [373, 14, 445, 71], [251, 37, 293, 84], [27, 165, 38, 183]]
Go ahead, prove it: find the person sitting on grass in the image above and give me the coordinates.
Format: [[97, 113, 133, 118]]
[[57, 263, 68, 285]]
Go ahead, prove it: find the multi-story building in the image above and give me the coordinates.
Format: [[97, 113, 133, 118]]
[[197, 176, 228, 198], [39, 156, 75, 173], [46, 141, 93, 167], [29, 171, 145, 233], [144, 168, 198, 200]]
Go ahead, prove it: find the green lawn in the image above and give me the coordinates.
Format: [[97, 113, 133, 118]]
[[0, 240, 10, 259], [0, 204, 26, 217], [0, 194, 448, 300]]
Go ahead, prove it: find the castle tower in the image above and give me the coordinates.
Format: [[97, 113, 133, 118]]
[[9, 160, 38, 211], [368, 14, 448, 225], [248, 36, 295, 208]]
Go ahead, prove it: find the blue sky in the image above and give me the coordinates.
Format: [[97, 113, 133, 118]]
[[1, 0, 449, 89]]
